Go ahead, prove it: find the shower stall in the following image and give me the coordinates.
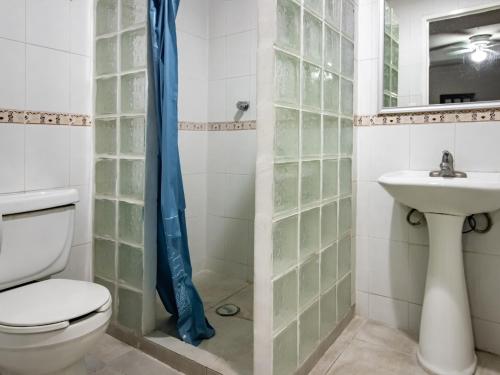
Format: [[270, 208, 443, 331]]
[[92, 0, 355, 374]]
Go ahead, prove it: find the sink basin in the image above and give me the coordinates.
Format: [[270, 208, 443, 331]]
[[378, 170, 500, 375], [379, 170, 500, 216]]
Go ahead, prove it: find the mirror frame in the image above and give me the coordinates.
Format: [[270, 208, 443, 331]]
[[378, 0, 500, 114]]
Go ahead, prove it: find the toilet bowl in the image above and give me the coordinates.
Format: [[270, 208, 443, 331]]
[[0, 190, 112, 375]]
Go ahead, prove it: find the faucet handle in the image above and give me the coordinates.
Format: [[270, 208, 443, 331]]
[[442, 150, 453, 164]]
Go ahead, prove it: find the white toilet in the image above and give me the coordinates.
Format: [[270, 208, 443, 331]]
[[0, 189, 112, 375]]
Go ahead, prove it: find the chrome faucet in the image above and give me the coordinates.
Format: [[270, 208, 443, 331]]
[[430, 150, 467, 178]]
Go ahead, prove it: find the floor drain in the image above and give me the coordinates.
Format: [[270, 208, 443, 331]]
[[216, 304, 240, 317]]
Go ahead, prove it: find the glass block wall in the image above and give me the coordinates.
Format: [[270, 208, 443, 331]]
[[383, 1, 399, 107], [254, 0, 355, 373], [93, 0, 154, 334]]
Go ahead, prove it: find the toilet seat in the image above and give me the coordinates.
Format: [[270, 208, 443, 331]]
[[0, 279, 111, 334]]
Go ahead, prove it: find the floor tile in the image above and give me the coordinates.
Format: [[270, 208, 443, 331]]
[[355, 320, 417, 355], [477, 351, 500, 375], [193, 270, 249, 308], [87, 334, 134, 364], [214, 284, 253, 321], [107, 349, 183, 375]]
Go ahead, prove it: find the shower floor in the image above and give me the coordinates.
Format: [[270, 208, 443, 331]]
[[146, 270, 253, 375]]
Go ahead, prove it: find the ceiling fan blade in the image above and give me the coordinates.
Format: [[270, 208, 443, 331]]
[[430, 41, 469, 52], [448, 48, 474, 55]]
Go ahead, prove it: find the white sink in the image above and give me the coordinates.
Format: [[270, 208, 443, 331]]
[[379, 170, 500, 216], [378, 170, 500, 375]]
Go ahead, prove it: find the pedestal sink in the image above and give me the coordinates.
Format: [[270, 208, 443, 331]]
[[379, 170, 500, 375]]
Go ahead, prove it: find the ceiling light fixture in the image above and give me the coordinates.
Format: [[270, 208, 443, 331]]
[[471, 46, 488, 63]]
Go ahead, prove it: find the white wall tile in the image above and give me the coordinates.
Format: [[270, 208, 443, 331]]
[[226, 32, 252, 78], [69, 0, 92, 56], [473, 317, 500, 356], [224, 173, 255, 220], [178, 32, 208, 82], [26, 45, 70, 113], [0, 0, 26, 42], [356, 291, 370, 318], [70, 54, 91, 114], [207, 131, 227, 173], [355, 236, 370, 292], [408, 303, 422, 338], [178, 78, 208, 122], [179, 131, 207, 174], [226, 0, 257, 35], [409, 124, 455, 171], [368, 238, 409, 301], [26, 0, 70, 51], [208, 80, 227, 122], [225, 131, 257, 175], [207, 173, 226, 216], [207, 214, 225, 260], [455, 123, 500, 172], [369, 294, 409, 330], [54, 243, 92, 281], [224, 217, 251, 264], [208, 0, 227, 38], [209, 37, 226, 81], [25, 125, 70, 190], [463, 209, 500, 256], [70, 126, 92, 186], [0, 124, 25, 193], [226, 76, 251, 121], [0, 39, 25, 110], [184, 173, 207, 218], [177, 0, 209, 39], [72, 184, 92, 246]]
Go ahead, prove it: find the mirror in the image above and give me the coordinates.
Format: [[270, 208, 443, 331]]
[[382, 1, 500, 111]]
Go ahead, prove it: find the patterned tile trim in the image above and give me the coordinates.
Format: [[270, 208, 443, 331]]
[[354, 108, 500, 127], [0, 108, 92, 126], [178, 120, 257, 131]]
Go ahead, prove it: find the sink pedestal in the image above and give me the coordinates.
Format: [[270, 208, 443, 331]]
[[417, 213, 477, 375]]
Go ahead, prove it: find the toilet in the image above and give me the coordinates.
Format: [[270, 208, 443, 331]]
[[0, 189, 112, 375]]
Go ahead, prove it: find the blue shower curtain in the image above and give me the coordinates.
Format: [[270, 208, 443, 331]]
[[149, 0, 215, 346]]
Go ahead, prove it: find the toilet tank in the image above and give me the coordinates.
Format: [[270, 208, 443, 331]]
[[0, 189, 79, 291]]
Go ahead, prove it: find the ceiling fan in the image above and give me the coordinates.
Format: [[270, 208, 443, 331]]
[[445, 34, 500, 62]]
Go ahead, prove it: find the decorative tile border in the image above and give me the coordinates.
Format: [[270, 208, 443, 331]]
[[354, 108, 500, 127], [179, 120, 257, 131], [0, 108, 92, 126]]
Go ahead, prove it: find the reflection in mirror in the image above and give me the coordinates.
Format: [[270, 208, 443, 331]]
[[382, 1, 500, 110]]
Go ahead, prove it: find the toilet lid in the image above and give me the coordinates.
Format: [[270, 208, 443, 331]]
[[0, 279, 111, 327]]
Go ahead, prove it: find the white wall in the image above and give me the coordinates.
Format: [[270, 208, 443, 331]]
[[0, 0, 93, 281], [356, 0, 500, 356], [177, 0, 257, 281]]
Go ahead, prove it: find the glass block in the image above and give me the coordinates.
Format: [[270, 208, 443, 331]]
[[299, 302, 320, 364], [95, 277, 116, 310], [323, 71, 339, 114], [303, 62, 321, 110], [341, 79, 353, 116], [384, 64, 391, 92], [94, 238, 116, 279], [340, 118, 353, 155], [275, 51, 300, 106], [303, 12, 322, 65], [300, 208, 320, 260], [274, 163, 299, 215], [323, 159, 338, 199], [304, 0, 323, 16], [384, 94, 391, 107], [339, 158, 352, 196], [96, 0, 118, 36], [96, 77, 117, 115], [121, 72, 146, 113], [121, 116, 145, 155], [341, 38, 354, 79], [117, 287, 143, 332], [337, 273, 351, 320], [321, 202, 337, 248], [384, 34, 391, 65], [119, 159, 145, 200], [121, 0, 147, 29], [273, 270, 298, 331], [273, 215, 299, 276], [384, 3, 391, 35], [95, 159, 117, 196], [321, 244, 337, 292], [95, 119, 117, 155], [119, 201, 144, 245], [276, 0, 301, 53], [302, 112, 321, 158], [275, 107, 299, 161], [273, 321, 298, 375], [338, 197, 351, 236], [325, 0, 341, 29], [338, 235, 351, 278], [392, 40, 399, 66], [96, 36, 117, 76], [121, 28, 146, 71], [119, 243, 143, 289], [320, 285, 337, 339], [323, 115, 339, 156], [342, 0, 355, 40], [391, 68, 398, 93], [324, 26, 340, 73], [299, 254, 319, 309], [94, 199, 116, 239], [301, 161, 320, 206], [391, 96, 398, 107]]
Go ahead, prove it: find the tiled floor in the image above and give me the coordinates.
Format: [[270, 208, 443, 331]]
[[150, 270, 254, 375], [85, 334, 182, 375], [311, 316, 500, 375]]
